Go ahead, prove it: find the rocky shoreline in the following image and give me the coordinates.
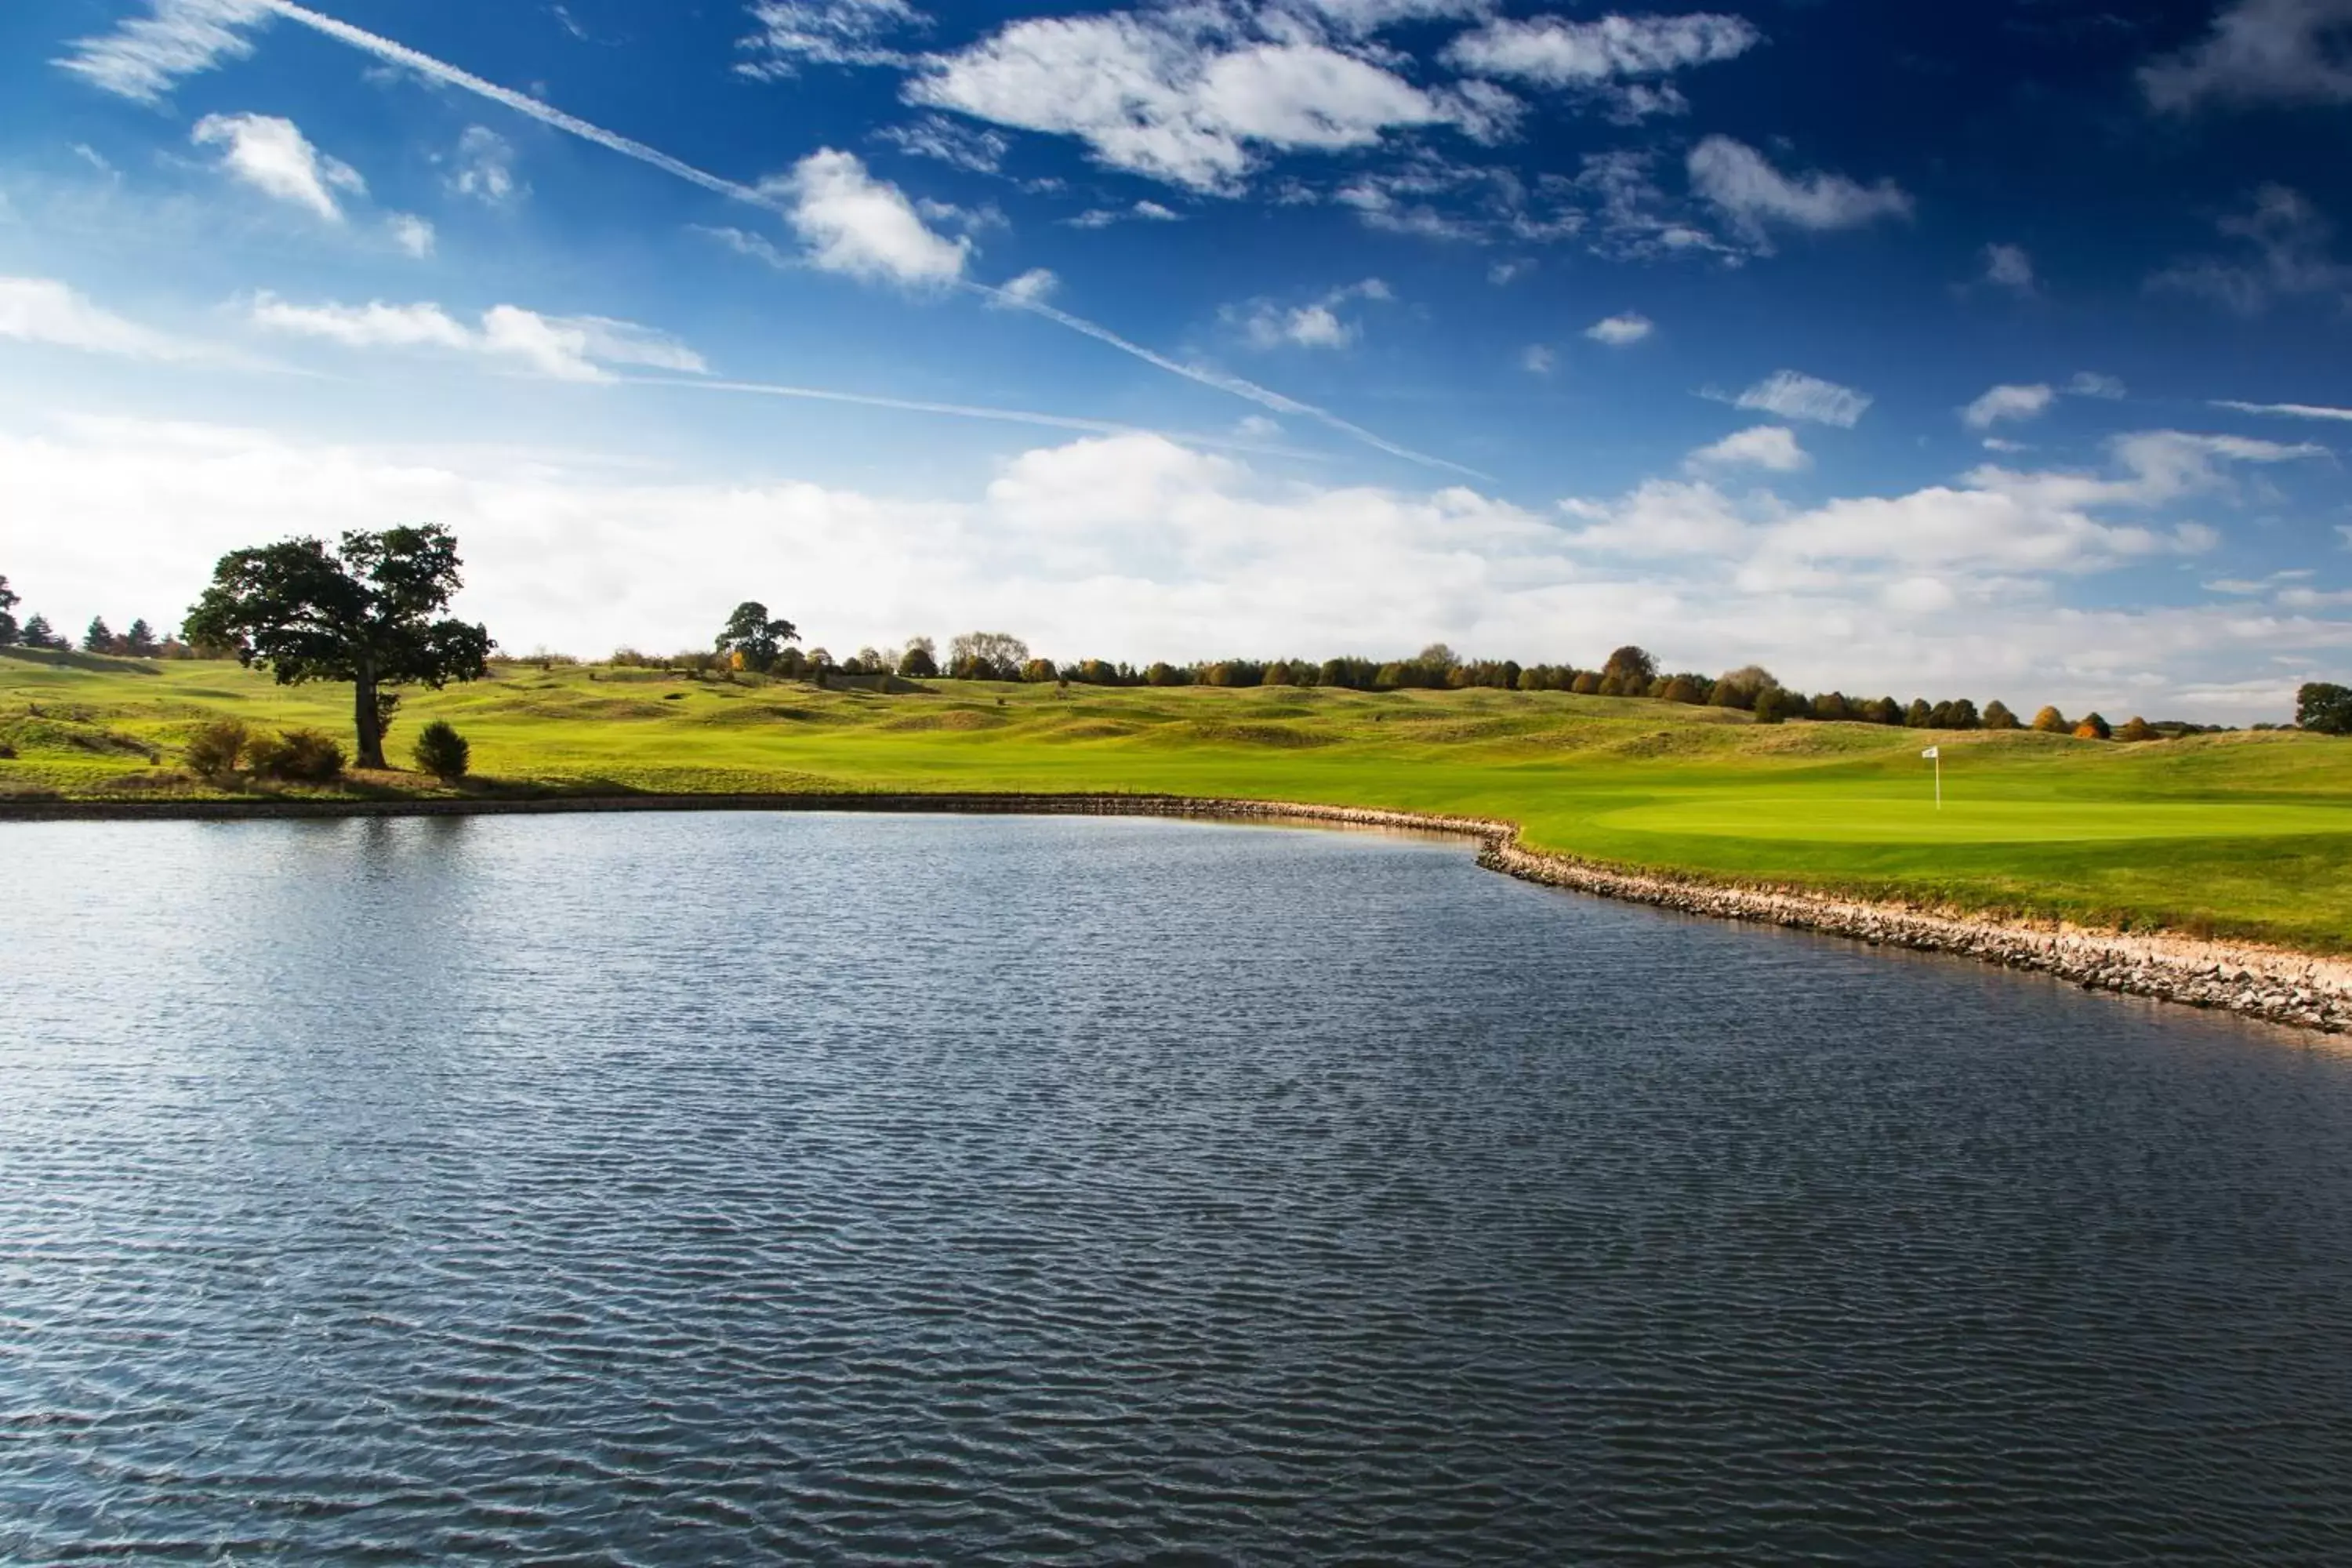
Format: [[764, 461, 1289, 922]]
[[8, 788, 2347, 1035]]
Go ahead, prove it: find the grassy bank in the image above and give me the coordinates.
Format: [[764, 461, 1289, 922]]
[[7, 646, 2352, 952]]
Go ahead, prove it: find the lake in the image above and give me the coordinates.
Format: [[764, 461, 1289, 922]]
[[4, 811, 2351, 1563]]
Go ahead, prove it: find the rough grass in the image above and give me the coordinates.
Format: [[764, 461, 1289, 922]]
[[6, 646, 2352, 951]]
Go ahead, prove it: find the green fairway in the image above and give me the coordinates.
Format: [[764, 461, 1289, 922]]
[[1595, 796, 2352, 844], [7, 646, 2352, 952]]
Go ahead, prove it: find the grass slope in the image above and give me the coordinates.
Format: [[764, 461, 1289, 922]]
[[8, 647, 2352, 951]]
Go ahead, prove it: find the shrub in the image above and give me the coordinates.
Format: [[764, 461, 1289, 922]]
[[1982, 700, 2018, 731], [412, 720, 470, 780], [248, 728, 345, 782], [2031, 705, 2068, 734], [1020, 658, 1059, 683], [183, 718, 250, 780], [2116, 716, 2160, 742], [1570, 671, 1601, 694], [2073, 713, 2112, 742], [1752, 686, 1794, 724], [1661, 676, 1704, 705]]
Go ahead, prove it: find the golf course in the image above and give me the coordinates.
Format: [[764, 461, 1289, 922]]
[[8, 646, 2351, 953]]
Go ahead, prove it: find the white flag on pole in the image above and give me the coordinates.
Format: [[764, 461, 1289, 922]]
[[1921, 746, 1940, 759]]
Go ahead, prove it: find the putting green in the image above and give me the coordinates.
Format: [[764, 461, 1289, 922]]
[[1595, 796, 2352, 844]]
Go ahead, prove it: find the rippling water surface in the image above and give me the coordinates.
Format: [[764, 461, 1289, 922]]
[[5, 813, 2352, 1563]]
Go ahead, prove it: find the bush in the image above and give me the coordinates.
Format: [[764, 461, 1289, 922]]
[[1982, 700, 2018, 731], [2116, 716, 2160, 742], [1752, 686, 1795, 724], [412, 720, 470, 780], [183, 718, 251, 780], [2031, 705, 2068, 734], [2073, 713, 2112, 742], [248, 728, 345, 782]]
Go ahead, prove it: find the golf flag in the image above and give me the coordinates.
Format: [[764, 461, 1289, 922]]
[[1923, 745, 1942, 808], [1921, 746, 1940, 759]]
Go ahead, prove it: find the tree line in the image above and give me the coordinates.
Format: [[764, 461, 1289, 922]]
[[5, 535, 2350, 789]]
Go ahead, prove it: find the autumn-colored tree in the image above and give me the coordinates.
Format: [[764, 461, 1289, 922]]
[[2030, 705, 2068, 734], [2116, 717, 2160, 742], [2074, 713, 2113, 741]]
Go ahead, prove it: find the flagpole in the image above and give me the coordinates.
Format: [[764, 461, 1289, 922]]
[[1936, 751, 1941, 811]]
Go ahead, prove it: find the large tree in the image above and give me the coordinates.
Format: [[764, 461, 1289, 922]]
[[0, 574, 17, 646], [715, 601, 799, 672], [184, 526, 493, 770], [2299, 682, 2352, 735]]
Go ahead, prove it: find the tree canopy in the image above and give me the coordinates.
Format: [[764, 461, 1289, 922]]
[[2299, 682, 2352, 736], [183, 526, 492, 770], [0, 575, 17, 647], [715, 602, 799, 671]]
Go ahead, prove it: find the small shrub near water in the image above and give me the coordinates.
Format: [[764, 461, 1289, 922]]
[[184, 718, 250, 780], [247, 728, 345, 783], [412, 720, 470, 781]]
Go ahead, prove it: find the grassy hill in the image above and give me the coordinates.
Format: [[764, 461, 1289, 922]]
[[7, 646, 2352, 952]]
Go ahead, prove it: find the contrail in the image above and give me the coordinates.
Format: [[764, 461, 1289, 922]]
[[626, 375, 1325, 457], [249, 0, 1472, 477], [965, 281, 1490, 479]]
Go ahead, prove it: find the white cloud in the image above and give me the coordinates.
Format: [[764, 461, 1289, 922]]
[[737, 0, 928, 76], [1442, 13, 1761, 118], [1230, 278, 1390, 350], [1687, 425, 1808, 472], [999, 267, 1058, 304], [1686, 136, 1911, 241], [1731, 370, 1872, 427], [1069, 199, 1185, 227], [1584, 311, 1653, 346], [0, 276, 205, 361], [53, 0, 267, 103], [192, 113, 364, 222], [7, 414, 2344, 717], [1984, 242, 2034, 293], [2068, 372, 2127, 399], [1962, 383, 2056, 430], [448, 126, 522, 205], [1522, 343, 1555, 375], [2214, 397, 2352, 421], [908, 12, 1510, 193], [388, 213, 435, 259], [877, 115, 1008, 173], [772, 147, 970, 285], [247, 294, 707, 383], [2141, 0, 2352, 111], [2151, 183, 2352, 313]]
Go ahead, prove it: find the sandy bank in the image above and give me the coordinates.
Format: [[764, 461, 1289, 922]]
[[6, 789, 2347, 1035]]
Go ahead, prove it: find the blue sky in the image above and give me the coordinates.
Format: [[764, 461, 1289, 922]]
[[2, 0, 2349, 717]]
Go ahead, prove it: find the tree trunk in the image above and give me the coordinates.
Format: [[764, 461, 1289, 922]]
[[354, 662, 387, 771]]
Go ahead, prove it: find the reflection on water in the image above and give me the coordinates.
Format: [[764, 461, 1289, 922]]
[[4, 812, 2350, 1563]]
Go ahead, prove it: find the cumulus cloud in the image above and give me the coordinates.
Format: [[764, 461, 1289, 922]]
[[1687, 425, 1808, 472], [53, 0, 268, 103], [247, 294, 708, 382], [388, 213, 435, 258], [0, 276, 206, 360], [192, 113, 365, 222], [1229, 278, 1391, 350], [998, 267, 1059, 304], [7, 414, 2344, 717], [2141, 0, 2352, 111], [1686, 136, 1911, 241], [772, 148, 970, 284], [907, 11, 1512, 193], [448, 126, 522, 205], [1962, 383, 2056, 430], [1584, 311, 1653, 346], [1984, 242, 2035, 293], [1731, 370, 1872, 427], [1442, 12, 1761, 118], [737, 0, 928, 76]]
